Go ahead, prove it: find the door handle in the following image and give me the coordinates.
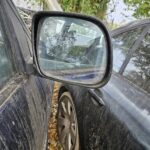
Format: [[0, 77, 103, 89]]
[[89, 89, 105, 106]]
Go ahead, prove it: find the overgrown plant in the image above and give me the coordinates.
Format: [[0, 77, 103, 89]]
[[124, 0, 150, 18], [59, 0, 109, 20]]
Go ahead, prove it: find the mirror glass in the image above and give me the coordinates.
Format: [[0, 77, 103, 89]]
[[37, 16, 108, 85]]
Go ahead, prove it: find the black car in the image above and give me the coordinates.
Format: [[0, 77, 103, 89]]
[[57, 19, 150, 150], [0, 1, 55, 149], [0, 0, 112, 150]]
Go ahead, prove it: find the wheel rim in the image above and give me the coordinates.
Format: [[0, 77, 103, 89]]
[[58, 95, 77, 150]]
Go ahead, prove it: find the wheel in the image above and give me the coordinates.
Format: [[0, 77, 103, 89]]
[[57, 92, 80, 150]]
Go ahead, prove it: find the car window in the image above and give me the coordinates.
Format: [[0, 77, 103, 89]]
[[112, 27, 144, 72], [0, 20, 16, 88], [123, 29, 150, 93]]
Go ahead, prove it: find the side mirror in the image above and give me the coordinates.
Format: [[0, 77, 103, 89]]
[[32, 12, 112, 88]]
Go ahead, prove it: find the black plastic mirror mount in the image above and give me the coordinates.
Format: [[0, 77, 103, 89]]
[[31, 11, 112, 88]]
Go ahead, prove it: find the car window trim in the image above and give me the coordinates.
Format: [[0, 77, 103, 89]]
[[0, 11, 18, 91], [0, 1, 27, 73], [118, 25, 150, 75], [111, 22, 150, 36], [8, 0, 31, 40], [8, 0, 33, 57]]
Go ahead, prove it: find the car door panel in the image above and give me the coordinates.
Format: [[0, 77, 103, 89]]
[[0, 75, 53, 150], [63, 83, 145, 150], [66, 73, 150, 150], [83, 73, 150, 149]]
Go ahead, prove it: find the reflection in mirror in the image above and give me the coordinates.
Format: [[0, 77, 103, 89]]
[[37, 16, 107, 85]]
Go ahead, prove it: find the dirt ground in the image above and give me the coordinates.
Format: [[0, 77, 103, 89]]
[[47, 82, 63, 150]]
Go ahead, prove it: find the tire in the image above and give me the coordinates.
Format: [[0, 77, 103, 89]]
[[57, 92, 80, 150]]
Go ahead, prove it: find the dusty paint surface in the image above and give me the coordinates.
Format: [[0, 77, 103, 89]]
[[61, 72, 149, 150], [0, 75, 53, 150]]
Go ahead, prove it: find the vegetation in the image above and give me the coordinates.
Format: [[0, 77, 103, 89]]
[[26, 0, 150, 23], [124, 0, 150, 18], [59, 0, 109, 20]]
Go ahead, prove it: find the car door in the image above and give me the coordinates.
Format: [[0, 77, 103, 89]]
[[79, 22, 150, 149], [0, 1, 53, 149]]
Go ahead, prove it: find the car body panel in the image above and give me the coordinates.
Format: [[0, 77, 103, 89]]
[[0, 0, 54, 149], [61, 75, 149, 149], [91, 73, 150, 149], [0, 75, 53, 149]]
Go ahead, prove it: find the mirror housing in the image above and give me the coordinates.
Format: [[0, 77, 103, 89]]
[[32, 11, 112, 88]]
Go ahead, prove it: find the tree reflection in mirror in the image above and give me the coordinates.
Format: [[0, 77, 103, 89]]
[[37, 17, 107, 85]]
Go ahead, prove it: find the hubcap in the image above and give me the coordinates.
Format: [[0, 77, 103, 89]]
[[58, 95, 77, 150]]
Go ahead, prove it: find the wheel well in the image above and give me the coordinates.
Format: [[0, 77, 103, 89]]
[[58, 86, 68, 100]]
